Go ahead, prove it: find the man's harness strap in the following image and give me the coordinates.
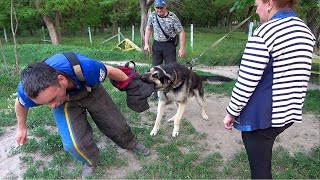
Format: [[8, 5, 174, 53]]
[[62, 52, 91, 92]]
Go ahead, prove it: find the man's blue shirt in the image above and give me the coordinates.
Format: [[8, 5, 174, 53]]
[[17, 52, 107, 108]]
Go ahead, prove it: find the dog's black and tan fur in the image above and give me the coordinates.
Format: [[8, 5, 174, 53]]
[[141, 63, 232, 137]]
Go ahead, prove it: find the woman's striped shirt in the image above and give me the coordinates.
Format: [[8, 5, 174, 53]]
[[226, 15, 316, 131]]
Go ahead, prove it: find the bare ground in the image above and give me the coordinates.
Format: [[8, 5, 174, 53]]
[[0, 65, 319, 179]]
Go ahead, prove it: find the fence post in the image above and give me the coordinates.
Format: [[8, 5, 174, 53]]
[[88, 27, 92, 45], [190, 24, 193, 51], [132, 25, 134, 42], [248, 22, 253, 38], [118, 27, 121, 43]]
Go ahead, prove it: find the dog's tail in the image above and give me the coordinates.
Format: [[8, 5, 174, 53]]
[[201, 75, 233, 82]]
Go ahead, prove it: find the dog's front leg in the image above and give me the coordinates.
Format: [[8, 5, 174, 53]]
[[168, 101, 178, 122], [150, 99, 167, 136], [172, 102, 187, 137]]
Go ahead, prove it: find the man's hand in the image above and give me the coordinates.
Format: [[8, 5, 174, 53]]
[[16, 127, 28, 146], [15, 98, 29, 146], [178, 48, 185, 58], [144, 44, 150, 53], [223, 114, 236, 130]]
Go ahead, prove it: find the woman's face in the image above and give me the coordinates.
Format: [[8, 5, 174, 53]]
[[255, 0, 270, 23]]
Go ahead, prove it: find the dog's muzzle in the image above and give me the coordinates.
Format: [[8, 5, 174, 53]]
[[141, 74, 153, 84]]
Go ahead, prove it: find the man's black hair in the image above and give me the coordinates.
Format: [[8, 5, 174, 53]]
[[21, 62, 60, 99]]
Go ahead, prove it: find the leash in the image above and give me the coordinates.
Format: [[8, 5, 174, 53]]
[[186, 14, 255, 69]]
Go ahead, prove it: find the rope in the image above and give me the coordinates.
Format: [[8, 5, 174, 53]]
[[188, 14, 255, 66]]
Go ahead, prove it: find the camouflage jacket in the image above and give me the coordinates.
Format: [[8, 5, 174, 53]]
[[147, 11, 183, 42]]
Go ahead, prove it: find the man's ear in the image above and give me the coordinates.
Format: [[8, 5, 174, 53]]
[[57, 74, 68, 86], [57, 74, 65, 81]]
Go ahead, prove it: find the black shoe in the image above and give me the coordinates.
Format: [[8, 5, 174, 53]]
[[132, 143, 150, 156]]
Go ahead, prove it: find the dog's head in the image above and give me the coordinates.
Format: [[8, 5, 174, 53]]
[[141, 64, 191, 91], [141, 64, 188, 91], [141, 66, 174, 91]]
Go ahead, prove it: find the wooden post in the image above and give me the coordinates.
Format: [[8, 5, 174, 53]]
[[132, 25, 135, 43], [248, 22, 253, 38], [118, 27, 121, 43], [88, 27, 92, 45], [190, 24, 194, 51]]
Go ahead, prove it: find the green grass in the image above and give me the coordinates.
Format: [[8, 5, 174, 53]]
[[2, 28, 247, 66], [304, 90, 320, 114], [0, 28, 319, 179]]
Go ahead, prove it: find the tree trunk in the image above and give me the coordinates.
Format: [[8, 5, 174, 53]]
[[316, 26, 320, 50], [26, 27, 34, 36], [33, 0, 59, 45], [112, 22, 117, 36], [41, 14, 59, 45], [227, 13, 233, 31], [0, 39, 8, 72], [99, 19, 105, 33], [306, 8, 320, 50], [10, 0, 19, 75], [139, 0, 154, 47], [54, 11, 62, 42]]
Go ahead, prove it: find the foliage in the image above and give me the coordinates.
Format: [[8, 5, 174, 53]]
[[0, 0, 318, 48]]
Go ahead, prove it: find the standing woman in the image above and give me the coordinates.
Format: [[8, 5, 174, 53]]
[[223, 0, 316, 179]]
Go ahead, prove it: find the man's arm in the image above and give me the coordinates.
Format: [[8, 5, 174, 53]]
[[144, 26, 152, 52], [15, 98, 29, 146], [178, 29, 185, 58], [105, 65, 129, 81]]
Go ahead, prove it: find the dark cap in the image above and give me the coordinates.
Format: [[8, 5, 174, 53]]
[[154, 0, 166, 7]]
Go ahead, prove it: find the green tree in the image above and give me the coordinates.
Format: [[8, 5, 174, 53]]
[[0, 0, 12, 43], [299, 0, 320, 49]]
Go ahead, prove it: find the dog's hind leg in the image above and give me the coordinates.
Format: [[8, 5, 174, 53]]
[[195, 90, 209, 120], [172, 102, 187, 137], [150, 99, 167, 136]]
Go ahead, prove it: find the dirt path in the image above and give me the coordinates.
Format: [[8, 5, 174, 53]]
[[104, 93, 319, 178], [0, 126, 24, 180]]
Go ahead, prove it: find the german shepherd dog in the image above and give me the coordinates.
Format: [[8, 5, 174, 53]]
[[141, 63, 232, 137]]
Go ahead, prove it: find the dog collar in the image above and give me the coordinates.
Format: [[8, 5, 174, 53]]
[[172, 69, 182, 88]]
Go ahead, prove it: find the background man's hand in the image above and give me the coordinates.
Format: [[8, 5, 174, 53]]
[[144, 44, 150, 53], [178, 48, 185, 58]]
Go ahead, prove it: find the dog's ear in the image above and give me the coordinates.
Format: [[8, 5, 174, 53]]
[[152, 72, 159, 79]]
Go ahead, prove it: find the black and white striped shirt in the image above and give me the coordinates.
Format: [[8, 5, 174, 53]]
[[227, 15, 316, 131]]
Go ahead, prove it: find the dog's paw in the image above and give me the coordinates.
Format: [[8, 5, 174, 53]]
[[167, 116, 175, 122], [150, 129, 158, 136], [202, 113, 209, 121], [172, 131, 179, 137]]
